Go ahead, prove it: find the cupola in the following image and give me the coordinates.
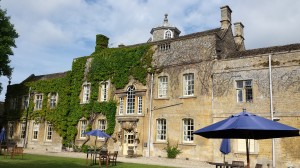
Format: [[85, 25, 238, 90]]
[[149, 14, 181, 42]]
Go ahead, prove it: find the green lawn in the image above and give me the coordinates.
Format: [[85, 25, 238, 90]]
[[0, 154, 171, 168]]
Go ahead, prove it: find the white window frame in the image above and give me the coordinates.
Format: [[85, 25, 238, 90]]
[[164, 30, 173, 39], [236, 80, 253, 103], [11, 98, 18, 110], [156, 118, 167, 141], [126, 86, 135, 114], [35, 94, 43, 110], [20, 122, 26, 139], [237, 139, 257, 154], [100, 82, 108, 102], [82, 83, 91, 103], [183, 118, 194, 143], [80, 120, 87, 139], [8, 121, 14, 139], [32, 122, 40, 140], [46, 124, 53, 141], [158, 76, 168, 98], [183, 73, 194, 96], [49, 93, 57, 109], [22, 95, 29, 109], [119, 97, 124, 115], [137, 96, 143, 114], [98, 119, 106, 133]]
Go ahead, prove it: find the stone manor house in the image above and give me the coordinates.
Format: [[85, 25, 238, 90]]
[[2, 6, 300, 167]]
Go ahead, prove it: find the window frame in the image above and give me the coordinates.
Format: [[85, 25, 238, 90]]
[[49, 92, 57, 109], [22, 95, 29, 109], [10, 98, 18, 110], [32, 122, 39, 140], [137, 96, 143, 114], [236, 139, 258, 154], [20, 122, 26, 139], [8, 121, 14, 139], [164, 30, 173, 39], [158, 76, 168, 98], [156, 118, 167, 141], [183, 118, 194, 143], [82, 83, 91, 104], [97, 119, 107, 133], [236, 80, 253, 103], [183, 73, 194, 96], [126, 86, 135, 114], [35, 94, 43, 110], [80, 120, 87, 139], [119, 97, 124, 115], [100, 82, 108, 102], [46, 123, 53, 141]]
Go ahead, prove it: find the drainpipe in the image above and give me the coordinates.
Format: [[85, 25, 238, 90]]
[[269, 54, 275, 168], [23, 87, 31, 148], [147, 73, 154, 157]]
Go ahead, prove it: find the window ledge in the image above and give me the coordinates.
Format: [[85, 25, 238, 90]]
[[179, 143, 196, 146], [154, 97, 170, 100], [234, 152, 258, 155], [116, 114, 145, 117], [80, 102, 89, 105], [179, 95, 197, 99], [153, 141, 167, 144]]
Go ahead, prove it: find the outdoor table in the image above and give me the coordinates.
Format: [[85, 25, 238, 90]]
[[86, 149, 100, 166], [86, 149, 109, 167], [0, 144, 8, 154], [208, 162, 244, 168]]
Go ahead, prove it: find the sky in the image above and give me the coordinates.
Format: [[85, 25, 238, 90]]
[[0, 0, 300, 101]]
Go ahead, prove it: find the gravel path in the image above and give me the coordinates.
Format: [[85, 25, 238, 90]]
[[24, 149, 214, 168]]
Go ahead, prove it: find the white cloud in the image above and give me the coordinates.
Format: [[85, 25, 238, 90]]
[[1, 0, 300, 101]]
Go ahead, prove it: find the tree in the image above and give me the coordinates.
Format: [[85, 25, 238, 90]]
[[0, 2, 18, 93]]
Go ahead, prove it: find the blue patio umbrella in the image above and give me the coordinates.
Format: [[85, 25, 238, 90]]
[[220, 138, 230, 162], [85, 129, 111, 138], [84, 129, 111, 151], [193, 109, 299, 168], [0, 127, 5, 143]]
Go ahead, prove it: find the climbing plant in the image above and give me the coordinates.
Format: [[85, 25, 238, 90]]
[[5, 36, 153, 145]]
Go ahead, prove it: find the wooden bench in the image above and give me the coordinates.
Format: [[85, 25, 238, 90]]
[[4, 146, 24, 159]]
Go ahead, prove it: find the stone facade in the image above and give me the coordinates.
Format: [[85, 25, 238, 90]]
[[3, 5, 300, 168]]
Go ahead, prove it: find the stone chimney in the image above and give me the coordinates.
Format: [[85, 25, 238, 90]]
[[234, 22, 245, 51], [220, 6, 232, 30], [95, 34, 109, 52]]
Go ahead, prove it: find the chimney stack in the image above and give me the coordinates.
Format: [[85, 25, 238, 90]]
[[234, 22, 245, 51], [220, 6, 232, 30]]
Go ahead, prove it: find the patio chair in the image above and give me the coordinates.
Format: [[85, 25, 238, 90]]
[[98, 150, 109, 167], [232, 161, 244, 168], [255, 163, 263, 168], [108, 151, 118, 166]]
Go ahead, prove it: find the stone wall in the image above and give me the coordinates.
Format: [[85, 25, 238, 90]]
[[212, 50, 300, 167]]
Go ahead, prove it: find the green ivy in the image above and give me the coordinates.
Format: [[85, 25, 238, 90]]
[[5, 35, 152, 146]]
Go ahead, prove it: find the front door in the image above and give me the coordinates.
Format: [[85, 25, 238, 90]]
[[123, 130, 134, 155]]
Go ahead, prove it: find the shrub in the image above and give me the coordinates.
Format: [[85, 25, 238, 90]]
[[164, 140, 181, 158], [80, 145, 90, 153]]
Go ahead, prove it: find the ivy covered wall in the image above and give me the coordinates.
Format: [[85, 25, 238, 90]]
[[4, 34, 153, 145]]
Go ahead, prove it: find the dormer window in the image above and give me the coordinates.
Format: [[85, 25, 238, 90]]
[[164, 30, 173, 39]]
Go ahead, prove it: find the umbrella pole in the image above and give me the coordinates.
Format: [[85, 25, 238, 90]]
[[246, 139, 250, 168]]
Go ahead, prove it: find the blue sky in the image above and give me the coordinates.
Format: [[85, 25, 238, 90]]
[[1, 0, 300, 101]]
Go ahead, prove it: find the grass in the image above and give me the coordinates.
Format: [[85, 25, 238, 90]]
[[0, 154, 171, 168]]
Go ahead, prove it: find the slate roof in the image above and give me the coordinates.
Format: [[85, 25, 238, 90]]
[[228, 43, 300, 58], [21, 71, 68, 84]]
